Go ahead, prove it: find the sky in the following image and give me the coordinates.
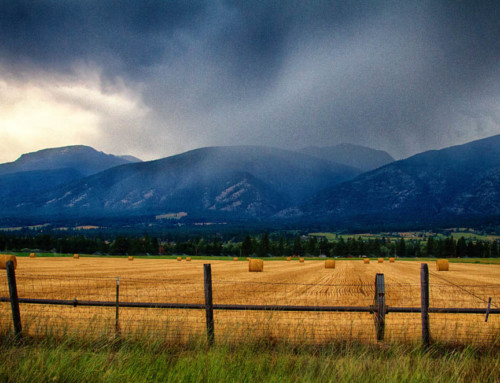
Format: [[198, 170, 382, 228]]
[[0, 1, 499, 163]]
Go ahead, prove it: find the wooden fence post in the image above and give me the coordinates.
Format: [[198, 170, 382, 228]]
[[116, 276, 120, 335], [374, 273, 386, 341], [6, 260, 22, 338], [421, 263, 430, 347], [485, 297, 492, 322], [204, 264, 215, 345]]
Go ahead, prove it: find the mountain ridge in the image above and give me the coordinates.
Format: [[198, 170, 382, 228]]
[[0, 145, 141, 177], [1, 137, 499, 230], [299, 143, 394, 172], [5, 145, 360, 221]]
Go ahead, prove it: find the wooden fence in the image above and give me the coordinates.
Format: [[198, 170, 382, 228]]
[[1, 262, 499, 345]]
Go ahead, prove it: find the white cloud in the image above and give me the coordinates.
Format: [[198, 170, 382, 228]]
[[0, 66, 150, 163]]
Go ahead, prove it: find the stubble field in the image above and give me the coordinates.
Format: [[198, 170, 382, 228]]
[[1, 257, 499, 345]]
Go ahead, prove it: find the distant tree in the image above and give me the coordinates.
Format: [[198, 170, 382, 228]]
[[357, 237, 365, 256], [491, 240, 499, 258], [131, 237, 143, 254], [384, 241, 396, 257], [277, 236, 285, 257], [241, 235, 253, 257], [258, 233, 271, 257], [306, 236, 317, 255], [209, 238, 222, 255], [131, 234, 156, 254], [335, 237, 347, 256], [372, 238, 381, 257], [284, 238, 292, 257], [251, 237, 259, 254], [223, 240, 235, 256], [197, 238, 207, 255], [35, 234, 53, 251], [456, 237, 467, 258], [444, 237, 456, 258], [112, 236, 131, 255], [293, 236, 303, 256], [397, 238, 406, 257], [148, 236, 158, 254], [414, 241, 422, 257], [466, 241, 475, 257], [406, 240, 418, 257], [346, 237, 355, 256], [96, 238, 109, 254], [426, 237, 434, 257], [319, 238, 329, 256], [483, 241, 491, 258], [476, 241, 485, 258], [432, 239, 444, 258]]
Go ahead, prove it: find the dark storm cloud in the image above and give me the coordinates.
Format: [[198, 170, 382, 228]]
[[1, 1, 499, 160], [0, 1, 372, 77], [0, 0, 207, 77]]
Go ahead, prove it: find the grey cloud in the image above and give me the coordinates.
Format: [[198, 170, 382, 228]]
[[0, 1, 207, 78], [0, 1, 499, 160]]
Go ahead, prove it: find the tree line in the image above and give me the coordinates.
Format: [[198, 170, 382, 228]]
[[0, 232, 498, 258]]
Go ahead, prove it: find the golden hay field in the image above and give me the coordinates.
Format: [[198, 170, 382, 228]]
[[1, 257, 499, 345]]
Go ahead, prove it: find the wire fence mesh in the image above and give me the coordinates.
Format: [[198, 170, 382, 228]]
[[212, 279, 377, 343], [427, 281, 500, 345], [0, 268, 499, 346]]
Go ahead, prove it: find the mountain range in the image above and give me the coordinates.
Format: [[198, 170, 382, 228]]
[[0, 136, 499, 229], [300, 134, 500, 227], [2, 146, 360, 220]]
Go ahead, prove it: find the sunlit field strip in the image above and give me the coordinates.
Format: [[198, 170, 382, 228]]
[[0, 258, 499, 345]]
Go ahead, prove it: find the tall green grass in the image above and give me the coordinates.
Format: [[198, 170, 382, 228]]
[[0, 334, 499, 382]]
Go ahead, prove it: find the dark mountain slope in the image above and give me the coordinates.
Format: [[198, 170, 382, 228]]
[[0, 168, 83, 214], [302, 134, 500, 225], [18, 146, 360, 220]]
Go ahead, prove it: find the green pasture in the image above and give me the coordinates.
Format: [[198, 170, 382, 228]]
[[5, 252, 500, 264]]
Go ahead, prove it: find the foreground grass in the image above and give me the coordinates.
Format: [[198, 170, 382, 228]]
[[0, 335, 499, 383]]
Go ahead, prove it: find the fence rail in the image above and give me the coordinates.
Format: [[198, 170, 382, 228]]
[[2, 297, 498, 315], [1, 261, 499, 346]]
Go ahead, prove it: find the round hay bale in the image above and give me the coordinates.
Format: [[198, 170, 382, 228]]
[[249, 259, 263, 272], [378, 258, 383, 263], [286, 257, 291, 261], [299, 258, 305, 263], [436, 259, 449, 271], [363, 258, 370, 264], [389, 257, 395, 263], [177, 257, 182, 261], [0, 254, 17, 269], [233, 257, 238, 261], [246, 257, 251, 261], [30, 252, 36, 258], [325, 259, 335, 269], [73, 254, 79, 259], [128, 256, 134, 261], [186, 257, 191, 261]]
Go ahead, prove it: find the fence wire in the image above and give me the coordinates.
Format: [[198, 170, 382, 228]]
[[212, 279, 376, 343], [0, 272, 499, 345]]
